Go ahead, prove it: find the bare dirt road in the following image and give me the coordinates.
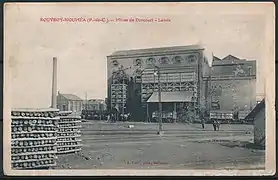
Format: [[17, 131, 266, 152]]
[[55, 121, 265, 170]]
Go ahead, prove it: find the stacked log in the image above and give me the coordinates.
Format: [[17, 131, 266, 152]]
[[57, 111, 82, 154], [11, 108, 59, 169]]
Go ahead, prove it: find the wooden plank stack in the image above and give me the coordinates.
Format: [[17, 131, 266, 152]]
[[57, 111, 82, 154], [11, 108, 59, 170]]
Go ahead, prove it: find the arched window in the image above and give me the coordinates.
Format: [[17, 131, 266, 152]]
[[159, 57, 169, 64], [112, 60, 119, 66], [135, 59, 142, 66], [147, 57, 156, 65], [188, 55, 196, 63], [173, 56, 183, 64]]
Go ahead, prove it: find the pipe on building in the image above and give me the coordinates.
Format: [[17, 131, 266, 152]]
[[51, 57, 58, 108]]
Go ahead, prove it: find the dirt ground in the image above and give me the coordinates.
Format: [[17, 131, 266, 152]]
[[54, 121, 265, 170]]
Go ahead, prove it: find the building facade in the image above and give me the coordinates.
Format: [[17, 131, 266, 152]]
[[107, 45, 210, 121], [57, 92, 83, 114], [84, 99, 107, 112], [208, 55, 256, 117]]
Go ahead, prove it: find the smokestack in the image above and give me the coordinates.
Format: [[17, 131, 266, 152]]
[[51, 57, 57, 108]]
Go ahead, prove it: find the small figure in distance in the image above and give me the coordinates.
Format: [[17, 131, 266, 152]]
[[106, 113, 110, 123], [212, 120, 217, 131], [216, 120, 221, 131], [201, 118, 205, 130]]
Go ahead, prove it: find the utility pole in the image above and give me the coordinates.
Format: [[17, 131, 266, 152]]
[[122, 77, 125, 118], [155, 66, 163, 135]]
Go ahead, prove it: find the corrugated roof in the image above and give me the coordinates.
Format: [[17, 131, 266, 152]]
[[244, 99, 265, 120], [147, 91, 194, 103], [60, 94, 83, 101], [110, 44, 203, 57]]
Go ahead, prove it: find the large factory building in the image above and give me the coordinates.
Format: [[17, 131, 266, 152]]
[[107, 45, 211, 121], [209, 54, 257, 120], [107, 45, 257, 122]]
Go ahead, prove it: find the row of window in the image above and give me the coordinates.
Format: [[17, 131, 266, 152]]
[[111, 55, 197, 67]]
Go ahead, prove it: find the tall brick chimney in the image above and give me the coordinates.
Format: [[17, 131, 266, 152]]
[[51, 57, 57, 108]]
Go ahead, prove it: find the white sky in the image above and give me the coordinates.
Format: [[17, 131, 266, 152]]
[[4, 3, 274, 108]]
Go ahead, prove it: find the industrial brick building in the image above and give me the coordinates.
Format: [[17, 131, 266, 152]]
[[107, 45, 211, 121], [107, 45, 257, 122], [209, 55, 257, 120]]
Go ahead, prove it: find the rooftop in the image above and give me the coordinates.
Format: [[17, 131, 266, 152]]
[[212, 54, 255, 66], [59, 93, 83, 101], [244, 99, 265, 120], [109, 44, 204, 57]]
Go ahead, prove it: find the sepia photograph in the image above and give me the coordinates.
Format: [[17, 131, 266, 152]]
[[3, 2, 275, 176]]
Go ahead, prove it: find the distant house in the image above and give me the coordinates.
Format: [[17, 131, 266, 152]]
[[83, 99, 107, 112], [245, 99, 265, 147], [57, 92, 83, 114]]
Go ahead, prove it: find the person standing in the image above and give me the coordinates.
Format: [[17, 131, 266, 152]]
[[124, 114, 128, 121], [212, 120, 217, 131], [115, 109, 119, 123], [216, 120, 220, 131], [119, 113, 123, 121], [201, 118, 205, 130], [111, 106, 118, 123], [107, 114, 110, 122], [127, 113, 131, 121]]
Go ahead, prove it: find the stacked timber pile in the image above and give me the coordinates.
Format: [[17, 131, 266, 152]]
[[11, 108, 59, 169], [57, 111, 82, 154]]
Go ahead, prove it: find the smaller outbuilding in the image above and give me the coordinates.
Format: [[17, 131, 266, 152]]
[[57, 92, 83, 115], [244, 99, 265, 147]]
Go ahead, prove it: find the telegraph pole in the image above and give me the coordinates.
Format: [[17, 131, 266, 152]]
[[122, 77, 125, 118], [155, 66, 163, 135]]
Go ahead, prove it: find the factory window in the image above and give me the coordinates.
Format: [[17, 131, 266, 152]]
[[188, 55, 196, 63], [159, 57, 169, 64], [147, 58, 156, 65], [135, 59, 142, 66], [173, 56, 182, 64], [62, 105, 66, 111], [112, 60, 119, 66]]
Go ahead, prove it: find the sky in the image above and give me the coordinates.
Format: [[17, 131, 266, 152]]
[[4, 3, 274, 108]]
